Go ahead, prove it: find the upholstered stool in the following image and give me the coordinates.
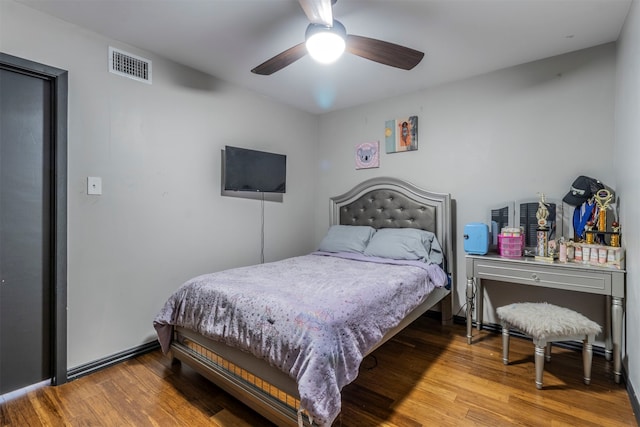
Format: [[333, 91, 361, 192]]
[[496, 302, 602, 389]]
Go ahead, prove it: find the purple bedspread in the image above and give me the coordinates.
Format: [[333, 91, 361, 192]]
[[153, 253, 447, 426]]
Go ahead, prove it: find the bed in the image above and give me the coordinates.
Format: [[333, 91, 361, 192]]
[[153, 177, 455, 426]]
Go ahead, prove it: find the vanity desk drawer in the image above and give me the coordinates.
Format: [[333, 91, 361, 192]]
[[474, 259, 611, 294]]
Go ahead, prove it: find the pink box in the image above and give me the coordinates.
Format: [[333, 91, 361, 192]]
[[498, 234, 524, 258]]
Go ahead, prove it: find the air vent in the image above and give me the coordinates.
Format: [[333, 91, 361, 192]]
[[108, 47, 152, 84]]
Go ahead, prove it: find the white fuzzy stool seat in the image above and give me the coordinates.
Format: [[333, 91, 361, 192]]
[[496, 302, 602, 389]]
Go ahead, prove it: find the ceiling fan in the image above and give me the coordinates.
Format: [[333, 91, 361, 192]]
[[251, 0, 424, 75]]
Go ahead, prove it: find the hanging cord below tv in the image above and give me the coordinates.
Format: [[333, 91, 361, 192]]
[[260, 193, 265, 264]]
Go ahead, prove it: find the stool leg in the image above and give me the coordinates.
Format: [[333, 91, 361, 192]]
[[545, 342, 552, 362], [583, 334, 595, 385], [501, 322, 510, 365], [534, 339, 546, 389]]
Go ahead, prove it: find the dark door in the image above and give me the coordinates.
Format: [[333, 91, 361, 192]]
[[0, 54, 68, 394]]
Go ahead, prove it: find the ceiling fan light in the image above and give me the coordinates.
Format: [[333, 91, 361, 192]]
[[305, 21, 346, 64]]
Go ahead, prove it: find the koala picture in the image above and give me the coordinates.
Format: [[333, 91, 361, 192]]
[[355, 142, 379, 169]]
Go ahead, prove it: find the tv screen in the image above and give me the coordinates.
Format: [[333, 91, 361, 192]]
[[223, 145, 286, 193]]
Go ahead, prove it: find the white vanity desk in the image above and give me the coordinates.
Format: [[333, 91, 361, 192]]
[[465, 254, 625, 384]]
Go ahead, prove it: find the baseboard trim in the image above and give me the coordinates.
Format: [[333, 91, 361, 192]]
[[67, 341, 160, 381], [627, 373, 640, 426]]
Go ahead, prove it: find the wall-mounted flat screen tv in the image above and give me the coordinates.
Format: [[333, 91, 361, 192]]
[[223, 145, 286, 193]]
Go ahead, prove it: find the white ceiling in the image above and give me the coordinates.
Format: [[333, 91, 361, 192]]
[[17, 0, 632, 114]]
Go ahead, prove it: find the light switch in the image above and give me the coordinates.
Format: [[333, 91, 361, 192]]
[[87, 177, 102, 195]]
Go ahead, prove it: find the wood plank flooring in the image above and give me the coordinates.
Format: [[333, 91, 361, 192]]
[[1, 316, 636, 426]]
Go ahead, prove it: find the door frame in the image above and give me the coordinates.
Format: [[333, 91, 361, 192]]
[[0, 52, 68, 386]]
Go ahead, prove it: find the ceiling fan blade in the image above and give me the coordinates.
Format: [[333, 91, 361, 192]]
[[346, 35, 424, 70], [251, 43, 307, 75], [298, 0, 333, 26]]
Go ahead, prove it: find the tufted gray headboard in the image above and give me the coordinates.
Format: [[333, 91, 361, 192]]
[[337, 188, 437, 231], [330, 177, 454, 280]]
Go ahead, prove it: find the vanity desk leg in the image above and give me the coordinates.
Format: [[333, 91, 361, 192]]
[[605, 296, 612, 362], [476, 278, 483, 332], [612, 296, 623, 384], [466, 277, 474, 344], [466, 276, 484, 344]]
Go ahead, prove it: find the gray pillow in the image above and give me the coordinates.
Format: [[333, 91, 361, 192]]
[[428, 234, 444, 265], [364, 228, 442, 264], [318, 225, 377, 254]]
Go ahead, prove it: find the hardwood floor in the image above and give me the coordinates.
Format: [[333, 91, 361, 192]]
[[1, 316, 636, 426]]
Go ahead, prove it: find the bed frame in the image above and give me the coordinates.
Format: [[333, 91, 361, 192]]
[[170, 177, 454, 426]]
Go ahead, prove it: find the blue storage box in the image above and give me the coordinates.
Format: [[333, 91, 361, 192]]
[[464, 223, 489, 255]]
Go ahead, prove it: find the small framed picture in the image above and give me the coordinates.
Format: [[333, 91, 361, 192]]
[[355, 141, 379, 169]]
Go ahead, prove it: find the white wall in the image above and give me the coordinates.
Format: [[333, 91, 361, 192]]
[[316, 43, 617, 332], [0, 0, 319, 368], [615, 0, 640, 398]]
